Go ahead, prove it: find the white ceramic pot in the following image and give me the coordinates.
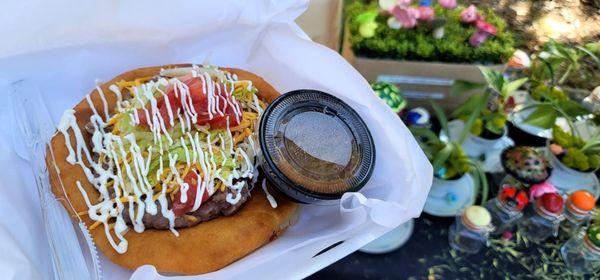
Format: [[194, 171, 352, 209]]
[[423, 173, 476, 217], [447, 120, 514, 173], [510, 106, 553, 139], [545, 144, 600, 198], [359, 219, 415, 254]]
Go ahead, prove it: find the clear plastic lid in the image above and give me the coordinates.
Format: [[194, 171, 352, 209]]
[[259, 90, 375, 204]]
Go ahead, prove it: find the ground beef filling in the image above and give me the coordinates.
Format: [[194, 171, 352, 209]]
[[122, 179, 253, 229]]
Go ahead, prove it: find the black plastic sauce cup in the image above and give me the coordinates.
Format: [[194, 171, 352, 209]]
[[258, 89, 376, 205]]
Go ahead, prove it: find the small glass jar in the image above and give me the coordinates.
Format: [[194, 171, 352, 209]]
[[498, 174, 528, 190], [560, 190, 596, 237], [485, 184, 528, 236], [449, 206, 494, 254], [561, 225, 600, 274], [518, 192, 564, 243]]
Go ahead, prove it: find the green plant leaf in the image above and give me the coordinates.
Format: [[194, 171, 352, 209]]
[[469, 162, 489, 205], [432, 143, 454, 172], [459, 92, 489, 144], [479, 66, 505, 94], [502, 77, 528, 97], [431, 101, 449, 140], [523, 105, 558, 129], [555, 100, 591, 118], [354, 11, 378, 24], [450, 80, 485, 96], [451, 95, 480, 118], [576, 46, 600, 71], [584, 42, 600, 54], [409, 127, 440, 143]]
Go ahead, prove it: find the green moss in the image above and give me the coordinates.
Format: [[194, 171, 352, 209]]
[[562, 148, 590, 171], [553, 125, 599, 171], [346, 1, 514, 63]]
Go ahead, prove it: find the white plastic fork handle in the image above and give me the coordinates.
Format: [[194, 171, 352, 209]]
[[10, 80, 99, 280]]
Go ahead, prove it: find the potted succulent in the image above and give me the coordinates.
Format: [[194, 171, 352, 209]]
[[411, 101, 488, 217], [546, 124, 600, 197], [510, 40, 599, 142], [448, 67, 527, 172], [343, 0, 514, 111]]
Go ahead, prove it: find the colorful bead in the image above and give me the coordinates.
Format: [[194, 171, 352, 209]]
[[588, 224, 600, 247], [446, 192, 457, 204], [499, 185, 529, 210], [549, 143, 564, 156], [540, 192, 564, 214], [406, 107, 430, 127], [371, 82, 407, 113], [570, 190, 596, 212]]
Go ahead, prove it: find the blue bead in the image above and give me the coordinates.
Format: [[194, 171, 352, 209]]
[[420, 0, 432, 6], [407, 112, 420, 124], [446, 193, 458, 204], [435, 167, 447, 177]]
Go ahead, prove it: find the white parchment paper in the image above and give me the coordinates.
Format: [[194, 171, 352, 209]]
[[0, 1, 432, 279]]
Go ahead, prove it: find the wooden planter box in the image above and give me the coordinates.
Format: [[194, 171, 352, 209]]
[[341, 30, 505, 111]]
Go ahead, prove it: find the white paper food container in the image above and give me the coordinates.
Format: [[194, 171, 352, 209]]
[[0, 1, 432, 279]]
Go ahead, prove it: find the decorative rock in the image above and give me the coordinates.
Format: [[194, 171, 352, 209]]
[[387, 17, 402, 29], [433, 26, 444, 39]]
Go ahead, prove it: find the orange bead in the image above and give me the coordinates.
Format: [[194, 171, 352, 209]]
[[570, 190, 596, 212]]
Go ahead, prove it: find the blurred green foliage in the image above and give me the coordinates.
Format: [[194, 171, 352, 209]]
[[346, 1, 515, 63], [452, 68, 527, 138], [526, 40, 600, 91], [553, 125, 600, 172]]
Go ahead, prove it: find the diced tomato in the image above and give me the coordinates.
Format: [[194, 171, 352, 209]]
[[172, 172, 210, 217], [138, 77, 240, 129]]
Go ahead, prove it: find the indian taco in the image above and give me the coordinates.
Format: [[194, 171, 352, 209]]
[[45, 64, 300, 275]]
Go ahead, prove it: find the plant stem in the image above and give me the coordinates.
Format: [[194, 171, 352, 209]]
[[557, 65, 573, 85]]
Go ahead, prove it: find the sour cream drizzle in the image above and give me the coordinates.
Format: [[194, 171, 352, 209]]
[[57, 65, 261, 253]]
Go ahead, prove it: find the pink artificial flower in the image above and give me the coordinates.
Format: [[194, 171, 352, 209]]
[[398, 0, 413, 7], [391, 6, 420, 29], [438, 0, 457, 9], [469, 20, 497, 47], [460, 5, 478, 23], [528, 182, 558, 202], [469, 30, 488, 46], [417, 6, 435, 22]]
